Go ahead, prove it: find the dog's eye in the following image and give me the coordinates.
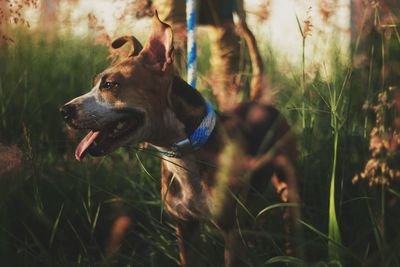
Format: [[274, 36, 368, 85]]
[[104, 82, 112, 89], [101, 81, 119, 91]]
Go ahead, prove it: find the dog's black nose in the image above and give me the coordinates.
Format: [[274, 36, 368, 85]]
[[60, 104, 76, 122]]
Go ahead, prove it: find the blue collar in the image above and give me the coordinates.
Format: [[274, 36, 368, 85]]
[[157, 100, 216, 158]]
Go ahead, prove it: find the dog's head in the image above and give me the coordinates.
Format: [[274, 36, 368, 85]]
[[60, 11, 175, 160]]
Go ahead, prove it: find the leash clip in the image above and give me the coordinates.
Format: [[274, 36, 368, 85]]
[[171, 138, 193, 157]]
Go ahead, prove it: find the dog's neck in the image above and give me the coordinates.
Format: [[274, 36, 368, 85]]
[[169, 76, 208, 136], [149, 75, 216, 152]]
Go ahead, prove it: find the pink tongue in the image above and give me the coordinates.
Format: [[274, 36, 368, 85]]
[[75, 131, 100, 161]]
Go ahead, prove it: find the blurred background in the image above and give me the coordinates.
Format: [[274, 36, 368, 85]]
[[3, 0, 352, 63], [1, 0, 400, 266]]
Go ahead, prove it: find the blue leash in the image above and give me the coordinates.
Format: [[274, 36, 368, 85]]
[[186, 0, 197, 88]]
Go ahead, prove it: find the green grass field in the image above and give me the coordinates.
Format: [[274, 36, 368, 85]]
[[1, 21, 400, 267]]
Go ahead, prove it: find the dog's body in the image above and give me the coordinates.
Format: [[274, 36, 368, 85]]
[[61, 13, 299, 267]]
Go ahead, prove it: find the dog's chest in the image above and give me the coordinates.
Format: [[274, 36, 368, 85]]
[[162, 156, 213, 220]]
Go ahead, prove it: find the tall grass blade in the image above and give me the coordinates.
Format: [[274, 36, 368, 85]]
[[228, 188, 255, 222], [256, 203, 300, 219], [136, 153, 158, 182], [387, 187, 400, 199], [328, 130, 342, 261], [91, 204, 101, 236], [295, 15, 305, 38], [365, 192, 385, 261], [295, 14, 307, 129], [49, 204, 64, 247], [67, 220, 89, 257], [263, 255, 307, 267], [23, 223, 50, 260], [82, 198, 91, 224], [298, 219, 360, 262]]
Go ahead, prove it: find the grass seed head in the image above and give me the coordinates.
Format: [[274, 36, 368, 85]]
[[353, 88, 400, 186], [303, 6, 313, 39], [255, 0, 271, 23], [318, 0, 336, 23]]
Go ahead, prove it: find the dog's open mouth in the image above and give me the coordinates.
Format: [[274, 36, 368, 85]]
[[75, 110, 144, 161]]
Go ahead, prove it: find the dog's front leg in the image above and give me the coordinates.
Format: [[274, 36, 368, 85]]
[[224, 230, 248, 267], [176, 220, 204, 267]]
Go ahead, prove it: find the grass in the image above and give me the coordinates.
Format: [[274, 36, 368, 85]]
[[0, 14, 400, 266]]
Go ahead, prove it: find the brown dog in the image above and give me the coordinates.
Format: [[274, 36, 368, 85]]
[[60, 12, 299, 267]]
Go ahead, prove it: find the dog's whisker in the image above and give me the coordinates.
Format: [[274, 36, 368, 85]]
[[129, 145, 218, 169], [130, 146, 200, 175]]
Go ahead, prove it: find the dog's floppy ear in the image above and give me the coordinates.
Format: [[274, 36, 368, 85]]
[[111, 36, 143, 57], [140, 10, 174, 71]]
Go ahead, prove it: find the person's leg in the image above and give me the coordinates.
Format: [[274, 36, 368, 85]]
[[208, 22, 241, 110], [196, 1, 242, 110]]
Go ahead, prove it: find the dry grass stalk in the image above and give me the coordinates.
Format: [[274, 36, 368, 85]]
[[0, 0, 38, 43], [318, 0, 337, 23], [303, 6, 313, 39], [353, 87, 400, 186], [254, 0, 271, 23]]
